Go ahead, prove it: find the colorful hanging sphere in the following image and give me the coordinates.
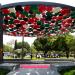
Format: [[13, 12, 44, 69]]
[[71, 11, 75, 18], [33, 25, 40, 29], [60, 8, 70, 16], [2, 9, 10, 14], [20, 20, 26, 25], [15, 5, 23, 12], [9, 24, 15, 28], [52, 7, 61, 14], [38, 5, 46, 12], [2, 5, 75, 36], [46, 6, 53, 12], [9, 8, 16, 13], [8, 19, 14, 24], [16, 12, 21, 17], [24, 6, 30, 12], [2, 24, 6, 30], [14, 19, 20, 24], [4, 16, 11, 20]]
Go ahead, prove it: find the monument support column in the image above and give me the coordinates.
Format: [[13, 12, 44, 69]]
[[0, 4, 3, 63]]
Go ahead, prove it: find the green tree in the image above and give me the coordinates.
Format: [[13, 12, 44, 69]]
[[69, 38, 75, 58], [65, 34, 74, 58], [52, 35, 69, 58], [14, 41, 30, 58], [33, 37, 52, 57], [3, 44, 13, 52], [17, 42, 30, 51], [14, 40, 17, 50], [31, 45, 37, 54]]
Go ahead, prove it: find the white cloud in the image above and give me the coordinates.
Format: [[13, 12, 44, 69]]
[[3, 35, 37, 46]]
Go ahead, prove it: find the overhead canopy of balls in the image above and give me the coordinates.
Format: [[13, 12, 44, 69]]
[[2, 5, 75, 37]]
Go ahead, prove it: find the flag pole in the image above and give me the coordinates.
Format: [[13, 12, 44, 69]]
[[21, 35, 24, 59]]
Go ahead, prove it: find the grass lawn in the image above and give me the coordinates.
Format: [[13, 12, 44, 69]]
[[32, 57, 44, 60], [59, 67, 75, 75], [60, 57, 75, 59], [64, 70, 75, 75], [0, 69, 10, 75], [3, 56, 44, 60], [3, 56, 75, 61], [3, 56, 13, 59]]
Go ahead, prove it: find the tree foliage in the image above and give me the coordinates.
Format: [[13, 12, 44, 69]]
[[3, 44, 13, 52], [14, 41, 30, 51], [33, 37, 52, 56], [14, 41, 30, 54], [52, 36, 67, 51]]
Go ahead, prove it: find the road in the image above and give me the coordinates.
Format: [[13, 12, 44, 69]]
[[1, 59, 75, 75], [7, 64, 60, 75]]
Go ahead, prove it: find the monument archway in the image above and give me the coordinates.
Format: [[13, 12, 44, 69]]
[[0, 2, 75, 62]]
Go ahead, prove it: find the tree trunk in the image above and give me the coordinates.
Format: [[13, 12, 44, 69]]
[[74, 51, 75, 58], [44, 51, 47, 58], [44, 52, 46, 58], [31, 54, 32, 59], [66, 51, 69, 58]]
